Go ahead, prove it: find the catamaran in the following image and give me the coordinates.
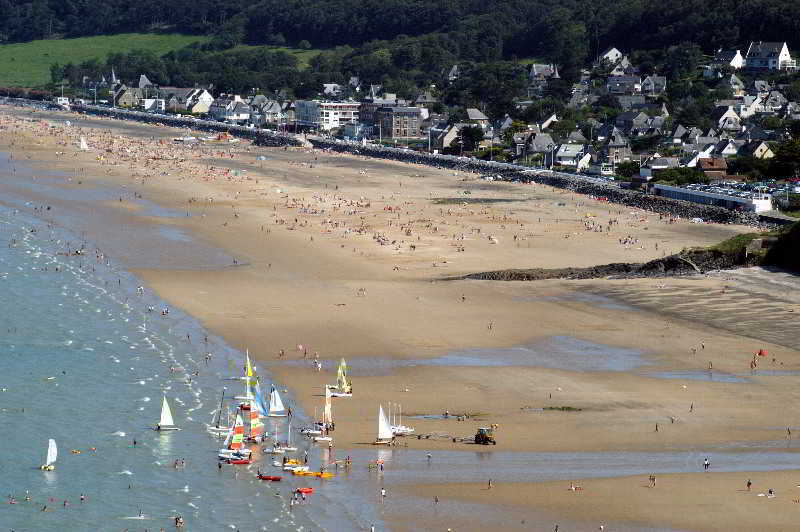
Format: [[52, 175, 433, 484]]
[[235, 351, 259, 409], [312, 387, 333, 442], [246, 397, 265, 443], [389, 402, 415, 436], [156, 396, 181, 431], [207, 388, 231, 435], [329, 358, 352, 397], [282, 419, 298, 452], [268, 387, 286, 417], [374, 405, 394, 445], [218, 409, 252, 460], [40, 439, 57, 471]]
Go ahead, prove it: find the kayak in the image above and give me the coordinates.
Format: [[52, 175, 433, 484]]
[[257, 475, 282, 481], [227, 459, 252, 465], [296, 487, 313, 494]]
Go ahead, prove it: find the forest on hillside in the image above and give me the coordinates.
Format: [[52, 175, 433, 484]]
[[4, 0, 800, 75]]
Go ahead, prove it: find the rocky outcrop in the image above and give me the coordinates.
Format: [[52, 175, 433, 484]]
[[456, 248, 762, 282]]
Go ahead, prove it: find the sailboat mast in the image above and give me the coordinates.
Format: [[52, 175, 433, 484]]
[[216, 388, 226, 428]]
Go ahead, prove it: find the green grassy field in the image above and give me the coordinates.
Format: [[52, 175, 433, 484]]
[[228, 44, 322, 68], [0, 33, 210, 87]]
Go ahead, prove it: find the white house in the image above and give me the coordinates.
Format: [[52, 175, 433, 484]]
[[713, 106, 741, 131], [745, 42, 796, 70], [555, 143, 591, 170], [209, 95, 251, 122], [641, 75, 666, 96], [250, 100, 284, 126], [712, 49, 745, 69], [597, 47, 623, 65], [141, 98, 165, 112], [184, 89, 214, 114]]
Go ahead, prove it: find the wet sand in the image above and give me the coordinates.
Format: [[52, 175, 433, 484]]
[[3, 105, 800, 530], [406, 469, 800, 532]]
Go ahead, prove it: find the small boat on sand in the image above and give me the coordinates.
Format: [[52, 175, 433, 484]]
[[374, 405, 394, 445]]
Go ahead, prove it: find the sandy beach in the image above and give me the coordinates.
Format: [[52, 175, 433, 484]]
[[3, 104, 800, 531]]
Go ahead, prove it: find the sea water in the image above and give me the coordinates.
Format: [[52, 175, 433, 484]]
[[0, 204, 336, 530]]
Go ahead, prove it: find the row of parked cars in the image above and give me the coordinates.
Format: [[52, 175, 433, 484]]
[[683, 181, 795, 199]]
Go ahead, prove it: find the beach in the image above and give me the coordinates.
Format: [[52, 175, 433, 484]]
[[3, 104, 800, 531]]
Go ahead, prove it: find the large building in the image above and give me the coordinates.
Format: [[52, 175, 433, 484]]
[[359, 94, 402, 125], [294, 100, 360, 131], [375, 106, 423, 138], [745, 41, 796, 70]]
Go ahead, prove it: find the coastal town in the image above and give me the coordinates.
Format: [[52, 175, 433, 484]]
[[2, 4, 800, 529], [42, 40, 800, 219]]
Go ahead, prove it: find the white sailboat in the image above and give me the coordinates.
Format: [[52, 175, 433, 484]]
[[390, 402, 415, 436], [268, 388, 286, 417], [313, 387, 333, 442], [283, 419, 298, 452], [156, 396, 181, 431], [375, 405, 394, 445], [40, 439, 57, 470], [207, 388, 231, 435]]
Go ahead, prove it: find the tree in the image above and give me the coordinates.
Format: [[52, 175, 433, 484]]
[[539, 7, 587, 80], [49, 62, 63, 84], [615, 160, 640, 178], [652, 167, 708, 185], [460, 125, 485, 151], [768, 139, 800, 178], [297, 40, 312, 50], [788, 120, 800, 141], [502, 120, 527, 145]]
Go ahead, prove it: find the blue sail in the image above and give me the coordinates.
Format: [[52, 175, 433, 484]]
[[254, 387, 269, 416]]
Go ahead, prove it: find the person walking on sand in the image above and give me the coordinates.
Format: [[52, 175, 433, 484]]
[[703, 458, 710, 471], [381, 488, 386, 500], [747, 479, 752, 491], [488, 479, 492, 490]]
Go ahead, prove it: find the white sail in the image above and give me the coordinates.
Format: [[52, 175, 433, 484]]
[[46, 439, 57, 466], [79, 136, 89, 151], [160, 396, 175, 426], [268, 389, 285, 416], [323, 386, 333, 424], [222, 419, 234, 448], [377, 405, 393, 441]]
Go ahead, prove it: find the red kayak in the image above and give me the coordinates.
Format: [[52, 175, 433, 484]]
[[227, 459, 252, 465], [295, 487, 313, 494], [257, 475, 282, 481]]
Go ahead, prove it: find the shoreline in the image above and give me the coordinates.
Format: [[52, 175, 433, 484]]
[[3, 105, 800, 530]]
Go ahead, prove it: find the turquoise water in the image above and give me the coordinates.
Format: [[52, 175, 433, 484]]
[[0, 204, 355, 531]]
